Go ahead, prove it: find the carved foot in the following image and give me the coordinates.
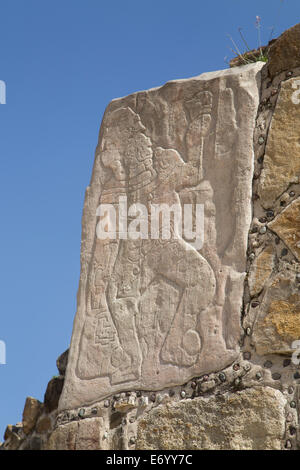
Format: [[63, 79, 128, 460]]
[[161, 329, 201, 367], [110, 368, 140, 385]]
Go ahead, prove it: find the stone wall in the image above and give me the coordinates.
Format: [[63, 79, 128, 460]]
[[2, 23, 300, 451]]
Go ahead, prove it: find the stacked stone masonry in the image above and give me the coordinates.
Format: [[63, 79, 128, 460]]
[[2, 23, 300, 451]]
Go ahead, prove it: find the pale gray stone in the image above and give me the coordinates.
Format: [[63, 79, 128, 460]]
[[59, 63, 263, 411]]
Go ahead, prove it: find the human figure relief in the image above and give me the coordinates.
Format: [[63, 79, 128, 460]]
[[87, 106, 219, 386]]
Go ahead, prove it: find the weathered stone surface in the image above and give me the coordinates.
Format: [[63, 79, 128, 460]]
[[36, 415, 52, 434], [46, 418, 104, 450], [29, 436, 42, 450], [75, 418, 102, 450], [248, 245, 275, 297], [258, 79, 300, 208], [268, 23, 300, 78], [44, 376, 64, 413], [265, 297, 300, 339], [56, 349, 69, 376], [59, 63, 263, 410], [4, 425, 14, 441], [22, 397, 43, 435], [252, 271, 300, 355], [269, 198, 300, 261], [3, 423, 23, 442], [136, 387, 286, 450], [46, 421, 78, 450], [3, 425, 12, 442], [2, 432, 24, 450]]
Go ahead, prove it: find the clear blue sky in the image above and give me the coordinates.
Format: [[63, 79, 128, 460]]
[[0, 0, 296, 438]]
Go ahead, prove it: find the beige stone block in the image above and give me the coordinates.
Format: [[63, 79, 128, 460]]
[[76, 418, 102, 450], [46, 422, 78, 450], [248, 245, 275, 297], [269, 198, 300, 261], [252, 272, 300, 355], [136, 387, 286, 450], [268, 23, 300, 78], [265, 297, 300, 340], [258, 80, 300, 208]]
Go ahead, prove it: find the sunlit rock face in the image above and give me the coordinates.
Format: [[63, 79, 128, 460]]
[[258, 79, 300, 209]]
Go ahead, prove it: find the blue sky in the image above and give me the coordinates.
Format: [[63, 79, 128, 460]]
[[0, 0, 297, 438]]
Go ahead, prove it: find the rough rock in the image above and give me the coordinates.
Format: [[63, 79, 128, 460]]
[[268, 23, 300, 78], [2, 433, 23, 450], [136, 387, 286, 450], [44, 376, 64, 413], [252, 271, 300, 355], [46, 421, 78, 450], [46, 418, 104, 450], [75, 418, 103, 450], [56, 349, 69, 376], [269, 198, 300, 261], [3, 423, 23, 442], [36, 415, 52, 434], [265, 297, 300, 340], [4, 424, 15, 441], [248, 245, 275, 297], [258, 80, 300, 208], [59, 62, 263, 411], [28, 436, 42, 450], [22, 397, 43, 435]]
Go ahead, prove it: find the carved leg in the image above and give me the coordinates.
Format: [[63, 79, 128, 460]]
[[155, 241, 216, 367], [160, 288, 201, 366], [108, 297, 142, 385]]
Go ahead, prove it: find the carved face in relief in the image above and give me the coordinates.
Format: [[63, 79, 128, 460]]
[[101, 107, 155, 185], [101, 146, 126, 181]]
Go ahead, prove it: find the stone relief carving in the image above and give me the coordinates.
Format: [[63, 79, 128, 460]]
[[59, 63, 262, 410], [77, 106, 219, 384]]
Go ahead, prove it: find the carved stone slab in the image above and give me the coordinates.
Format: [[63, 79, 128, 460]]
[[59, 63, 263, 410]]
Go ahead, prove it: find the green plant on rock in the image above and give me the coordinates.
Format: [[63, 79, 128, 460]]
[[226, 16, 270, 67], [226, 1, 286, 68]]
